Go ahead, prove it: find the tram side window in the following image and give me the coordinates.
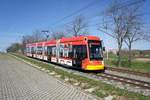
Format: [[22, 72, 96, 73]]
[[82, 46, 87, 59], [43, 46, 47, 55], [59, 48, 63, 57], [63, 48, 68, 57], [37, 46, 43, 55], [52, 47, 56, 56], [31, 47, 34, 54], [26, 47, 28, 53], [73, 45, 87, 59], [26, 47, 29, 53], [34, 47, 37, 54], [47, 46, 53, 56], [27, 47, 31, 53], [68, 45, 73, 58]]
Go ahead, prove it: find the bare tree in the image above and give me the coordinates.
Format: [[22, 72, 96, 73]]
[[143, 32, 150, 42], [116, 0, 145, 67], [22, 35, 33, 44], [67, 15, 88, 37], [21, 30, 46, 53], [100, 1, 129, 67], [22, 35, 32, 53], [31, 30, 45, 42], [6, 43, 22, 53], [124, 4, 144, 66], [125, 26, 143, 66], [100, 0, 145, 67], [50, 32, 66, 39]]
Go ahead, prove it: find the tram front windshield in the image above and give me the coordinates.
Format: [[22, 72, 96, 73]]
[[88, 41, 103, 60]]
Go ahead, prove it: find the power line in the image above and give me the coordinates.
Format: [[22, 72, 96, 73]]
[[116, 0, 145, 9], [51, 0, 145, 30], [51, 0, 99, 27], [90, 0, 145, 24]]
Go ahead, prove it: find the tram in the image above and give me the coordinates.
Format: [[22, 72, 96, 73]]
[[26, 36, 105, 71]]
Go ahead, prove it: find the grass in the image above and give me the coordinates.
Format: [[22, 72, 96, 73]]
[[10, 53, 150, 100], [105, 53, 150, 73], [105, 58, 150, 73]]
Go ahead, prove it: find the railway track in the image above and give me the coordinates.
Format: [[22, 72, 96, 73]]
[[37, 59, 150, 90], [106, 66, 150, 78], [13, 54, 150, 93], [30, 59, 150, 90], [96, 73, 150, 90]]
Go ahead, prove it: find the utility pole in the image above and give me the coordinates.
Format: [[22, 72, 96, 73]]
[[41, 30, 49, 41], [106, 48, 109, 60]]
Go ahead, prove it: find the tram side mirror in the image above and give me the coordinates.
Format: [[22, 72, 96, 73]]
[[103, 47, 105, 51]]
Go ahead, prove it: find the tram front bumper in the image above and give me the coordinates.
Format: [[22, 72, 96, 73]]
[[85, 64, 105, 70]]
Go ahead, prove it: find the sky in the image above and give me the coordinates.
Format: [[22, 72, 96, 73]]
[[0, 0, 150, 52]]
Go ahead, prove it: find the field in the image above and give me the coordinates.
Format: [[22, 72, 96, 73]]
[[105, 53, 150, 73]]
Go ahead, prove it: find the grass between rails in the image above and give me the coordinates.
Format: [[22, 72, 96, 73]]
[[11, 53, 150, 100]]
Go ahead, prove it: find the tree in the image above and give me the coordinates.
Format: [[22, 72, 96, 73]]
[[100, 0, 145, 67], [50, 32, 66, 39], [117, 0, 145, 67], [31, 30, 45, 42], [143, 32, 150, 42], [124, 11, 144, 66], [7, 43, 22, 53], [21, 30, 46, 53], [22, 35, 33, 53], [100, 1, 129, 67], [67, 15, 88, 37], [125, 25, 143, 66]]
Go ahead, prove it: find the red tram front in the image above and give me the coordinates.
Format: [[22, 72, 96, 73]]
[[26, 36, 105, 71]]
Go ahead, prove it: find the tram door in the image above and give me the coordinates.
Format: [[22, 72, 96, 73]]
[[31, 47, 34, 57], [73, 45, 87, 67], [47, 46, 54, 61]]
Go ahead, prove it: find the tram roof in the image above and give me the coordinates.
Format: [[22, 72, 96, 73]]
[[60, 36, 100, 43], [26, 36, 101, 46]]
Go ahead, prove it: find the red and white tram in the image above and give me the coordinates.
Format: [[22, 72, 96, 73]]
[[26, 36, 105, 71]]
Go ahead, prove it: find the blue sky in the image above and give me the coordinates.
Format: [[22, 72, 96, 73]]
[[0, 0, 150, 51]]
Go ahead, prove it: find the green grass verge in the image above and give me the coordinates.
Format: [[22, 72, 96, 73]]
[[11, 53, 150, 100], [105, 59, 150, 73], [104, 53, 150, 73]]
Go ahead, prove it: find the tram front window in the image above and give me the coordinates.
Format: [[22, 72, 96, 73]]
[[89, 43, 103, 60]]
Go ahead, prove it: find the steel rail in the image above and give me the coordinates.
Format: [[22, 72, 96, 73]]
[[97, 73, 150, 89], [17, 55, 150, 90], [106, 66, 150, 77]]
